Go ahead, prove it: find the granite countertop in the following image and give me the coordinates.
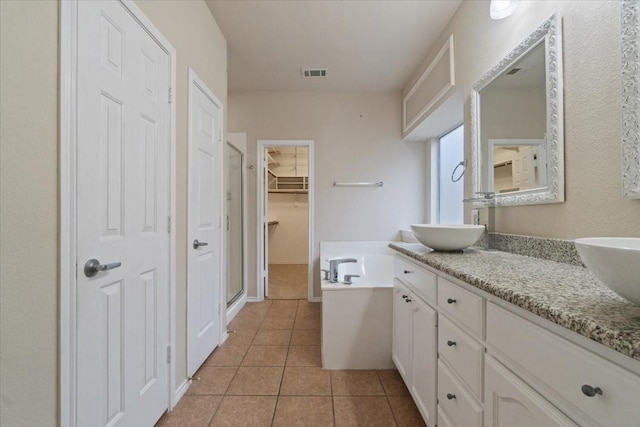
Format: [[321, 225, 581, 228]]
[[390, 242, 640, 361]]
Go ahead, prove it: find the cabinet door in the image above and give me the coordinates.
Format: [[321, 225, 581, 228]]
[[485, 356, 577, 427], [392, 281, 412, 380], [410, 297, 437, 427]]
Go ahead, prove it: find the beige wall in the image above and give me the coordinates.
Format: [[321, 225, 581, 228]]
[[268, 194, 309, 264], [407, 0, 640, 238], [0, 1, 59, 426], [0, 1, 226, 425], [228, 91, 426, 299]]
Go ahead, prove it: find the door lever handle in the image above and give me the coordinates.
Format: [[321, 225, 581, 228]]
[[84, 259, 122, 277], [193, 239, 209, 249]]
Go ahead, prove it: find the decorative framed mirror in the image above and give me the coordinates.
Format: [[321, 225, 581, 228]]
[[622, 0, 640, 199], [470, 15, 564, 206]]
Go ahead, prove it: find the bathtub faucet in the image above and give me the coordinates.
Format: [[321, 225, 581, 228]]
[[328, 258, 357, 283]]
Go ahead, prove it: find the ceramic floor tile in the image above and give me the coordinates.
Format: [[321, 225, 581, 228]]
[[387, 395, 426, 427], [241, 345, 288, 367], [286, 345, 321, 367], [209, 396, 277, 427], [280, 367, 331, 396], [273, 396, 334, 427], [260, 315, 295, 330], [186, 367, 237, 395], [155, 395, 222, 426], [378, 370, 410, 396], [266, 305, 298, 318], [223, 329, 257, 347], [268, 264, 308, 300], [270, 299, 300, 310], [290, 329, 321, 346], [204, 345, 248, 367], [252, 329, 292, 346], [294, 313, 321, 329], [226, 366, 284, 395], [331, 371, 385, 396], [228, 316, 263, 331], [297, 300, 322, 315], [333, 396, 397, 427], [236, 302, 271, 318]]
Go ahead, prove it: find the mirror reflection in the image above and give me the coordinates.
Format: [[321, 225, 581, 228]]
[[480, 42, 547, 194]]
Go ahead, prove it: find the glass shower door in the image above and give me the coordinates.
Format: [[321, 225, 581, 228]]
[[226, 143, 244, 305]]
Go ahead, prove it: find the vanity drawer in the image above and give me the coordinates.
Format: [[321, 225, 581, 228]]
[[437, 278, 484, 338], [438, 314, 484, 400], [394, 257, 436, 304], [487, 302, 640, 427], [438, 360, 483, 427]]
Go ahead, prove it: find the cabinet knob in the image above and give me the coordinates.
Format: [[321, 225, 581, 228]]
[[404, 270, 414, 274], [447, 340, 456, 347], [446, 393, 456, 400], [581, 385, 603, 397], [447, 298, 457, 304]]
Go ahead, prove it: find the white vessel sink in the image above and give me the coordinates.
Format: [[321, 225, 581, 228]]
[[410, 224, 485, 252], [575, 238, 640, 306]]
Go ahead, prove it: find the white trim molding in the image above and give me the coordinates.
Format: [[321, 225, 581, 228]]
[[403, 35, 456, 136], [622, 0, 640, 199], [470, 14, 564, 207], [59, 1, 178, 424]]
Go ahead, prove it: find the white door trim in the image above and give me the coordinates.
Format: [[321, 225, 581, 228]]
[[59, 1, 178, 425], [186, 68, 227, 374], [256, 140, 315, 301]]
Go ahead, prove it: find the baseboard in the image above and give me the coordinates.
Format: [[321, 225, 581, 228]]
[[172, 379, 190, 409], [309, 296, 322, 303], [226, 293, 247, 323], [246, 296, 262, 302]]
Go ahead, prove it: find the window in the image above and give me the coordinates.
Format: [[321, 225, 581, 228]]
[[437, 125, 464, 224]]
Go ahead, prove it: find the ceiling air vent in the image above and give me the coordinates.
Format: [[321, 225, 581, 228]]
[[301, 68, 327, 78]]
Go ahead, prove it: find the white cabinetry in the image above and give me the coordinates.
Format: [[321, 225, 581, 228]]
[[392, 282, 412, 379], [392, 253, 640, 427], [392, 280, 437, 426], [485, 355, 577, 427]]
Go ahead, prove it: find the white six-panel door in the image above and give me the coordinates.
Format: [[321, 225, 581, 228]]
[[187, 71, 223, 375], [75, 1, 171, 425]]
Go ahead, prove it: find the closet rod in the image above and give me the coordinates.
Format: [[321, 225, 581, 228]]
[[333, 181, 383, 187]]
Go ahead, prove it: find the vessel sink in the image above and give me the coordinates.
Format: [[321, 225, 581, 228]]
[[574, 238, 640, 306], [410, 224, 485, 252]]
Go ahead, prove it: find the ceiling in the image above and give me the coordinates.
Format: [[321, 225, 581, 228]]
[[205, 0, 462, 92]]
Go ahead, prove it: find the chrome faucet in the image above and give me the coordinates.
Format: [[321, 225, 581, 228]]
[[463, 192, 496, 250], [328, 258, 357, 283]]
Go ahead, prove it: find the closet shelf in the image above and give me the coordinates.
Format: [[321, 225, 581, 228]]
[[268, 220, 279, 226], [268, 189, 308, 194]]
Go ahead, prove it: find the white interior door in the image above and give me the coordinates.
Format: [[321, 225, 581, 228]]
[[76, 1, 171, 425], [187, 71, 223, 375]]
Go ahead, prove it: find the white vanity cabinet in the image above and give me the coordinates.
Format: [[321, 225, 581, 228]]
[[485, 355, 578, 427], [392, 279, 437, 426], [392, 253, 640, 427]]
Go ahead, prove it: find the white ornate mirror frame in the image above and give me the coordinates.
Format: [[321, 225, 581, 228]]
[[470, 15, 564, 207], [622, 0, 640, 199]]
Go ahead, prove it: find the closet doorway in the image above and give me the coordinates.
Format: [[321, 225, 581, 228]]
[[257, 140, 314, 301]]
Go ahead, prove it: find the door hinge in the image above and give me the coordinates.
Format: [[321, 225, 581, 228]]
[[167, 345, 172, 364], [168, 86, 172, 104], [167, 215, 172, 233], [218, 302, 221, 315]]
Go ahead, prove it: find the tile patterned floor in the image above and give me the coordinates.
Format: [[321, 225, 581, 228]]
[[267, 264, 308, 299], [156, 299, 426, 426]]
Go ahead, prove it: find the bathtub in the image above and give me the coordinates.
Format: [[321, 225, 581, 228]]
[[320, 241, 395, 369]]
